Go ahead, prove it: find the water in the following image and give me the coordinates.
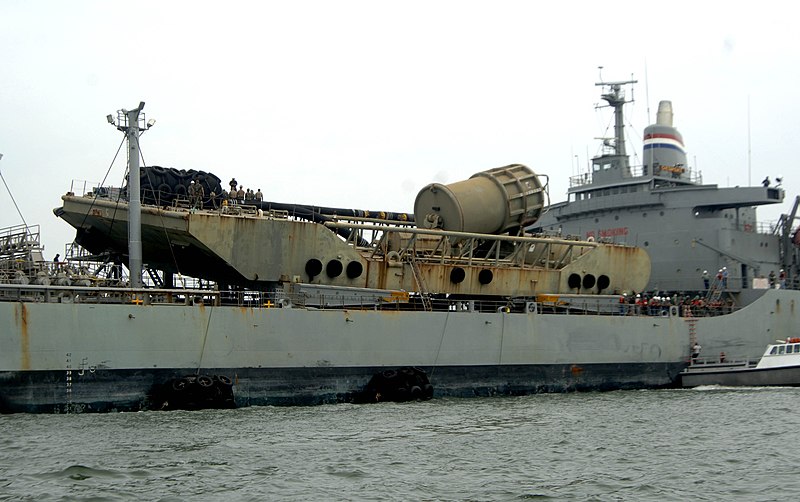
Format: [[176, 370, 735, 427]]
[[1, 387, 799, 501]]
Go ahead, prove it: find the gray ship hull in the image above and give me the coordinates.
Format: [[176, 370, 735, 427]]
[[3, 289, 798, 413], [1, 363, 685, 414]]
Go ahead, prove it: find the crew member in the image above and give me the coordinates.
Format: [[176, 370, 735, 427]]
[[691, 342, 702, 364]]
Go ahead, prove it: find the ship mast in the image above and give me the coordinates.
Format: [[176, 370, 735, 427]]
[[109, 102, 150, 289], [596, 79, 637, 160]]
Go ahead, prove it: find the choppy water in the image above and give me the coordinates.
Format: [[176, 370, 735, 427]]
[[1, 387, 799, 501]]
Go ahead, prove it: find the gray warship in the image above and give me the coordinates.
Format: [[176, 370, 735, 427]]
[[1, 85, 798, 413], [532, 79, 800, 358], [534, 79, 796, 295]]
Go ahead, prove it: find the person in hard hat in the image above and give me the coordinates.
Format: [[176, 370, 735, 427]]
[[187, 180, 197, 205], [702, 270, 710, 290], [188, 180, 204, 209]]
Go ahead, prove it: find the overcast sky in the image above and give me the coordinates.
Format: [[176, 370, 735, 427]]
[[1, 1, 798, 255]]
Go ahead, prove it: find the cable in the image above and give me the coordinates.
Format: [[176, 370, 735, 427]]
[[138, 142, 183, 279], [75, 136, 126, 236], [0, 165, 31, 235]]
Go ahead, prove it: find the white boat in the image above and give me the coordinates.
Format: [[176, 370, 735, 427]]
[[680, 338, 800, 387]]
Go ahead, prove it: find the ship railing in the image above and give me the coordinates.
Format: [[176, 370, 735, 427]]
[[0, 283, 221, 306], [68, 180, 128, 202], [324, 221, 599, 269], [69, 180, 101, 198], [0, 224, 43, 260], [687, 355, 758, 369], [0, 281, 745, 318], [568, 164, 703, 188], [0, 281, 604, 315]]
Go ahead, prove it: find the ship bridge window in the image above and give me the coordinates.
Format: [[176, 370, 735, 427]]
[[788, 345, 795, 354], [770, 347, 778, 355], [779, 346, 786, 355], [795, 344, 800, 352]]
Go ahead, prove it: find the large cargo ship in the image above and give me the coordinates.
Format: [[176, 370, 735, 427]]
[[1, 83, 798, 413]]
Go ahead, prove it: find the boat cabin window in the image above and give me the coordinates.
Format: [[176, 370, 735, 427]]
[[788, 345, 794, 354], [770, 347, 778, 355], [779, 346, 786, 355], [795, 344, 800, 352]]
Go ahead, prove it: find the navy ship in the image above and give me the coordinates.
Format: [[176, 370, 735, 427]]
[[1, 87, 798, 413], [533, 79, 796, 301]]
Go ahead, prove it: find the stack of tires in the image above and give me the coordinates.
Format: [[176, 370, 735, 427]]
[[130, 166, 224, 206], [150, 374, 235, 411], [361, 367, 434, 403]]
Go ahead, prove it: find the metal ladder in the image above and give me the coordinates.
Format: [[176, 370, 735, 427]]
[[145, 267, 164, 288], [409, 256, 432, 311], [705, 274, 724, 303]]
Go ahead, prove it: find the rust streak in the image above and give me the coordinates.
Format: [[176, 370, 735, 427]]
[[18, 303, 31, 370]]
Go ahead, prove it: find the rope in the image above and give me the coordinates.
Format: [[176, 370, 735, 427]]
[[76, 136, 126, 234], [195, 304, 215, 375], [0, 164, 31, 235], [428, 310, 451, 381]]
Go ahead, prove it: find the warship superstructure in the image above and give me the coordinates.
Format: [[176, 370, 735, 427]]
[[1, 87, 799, 413], [533, 80, 797, 298]]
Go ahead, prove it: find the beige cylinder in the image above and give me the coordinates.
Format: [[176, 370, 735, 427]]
[[414, 164, 545, 234]]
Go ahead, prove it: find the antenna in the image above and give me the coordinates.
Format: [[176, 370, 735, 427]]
[[644, 61, 651, 125], [748, 95, 752, 186]]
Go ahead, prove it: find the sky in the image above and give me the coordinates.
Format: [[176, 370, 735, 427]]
[[1, 0, 798, 255]]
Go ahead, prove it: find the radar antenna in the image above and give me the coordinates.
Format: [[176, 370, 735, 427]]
[[595, 77, 637, 158]]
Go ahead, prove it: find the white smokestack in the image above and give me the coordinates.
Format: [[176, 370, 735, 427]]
[[656, 101, 673, 127]]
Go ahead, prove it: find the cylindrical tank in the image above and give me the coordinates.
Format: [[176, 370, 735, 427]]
[[414, 164, 546, 234]]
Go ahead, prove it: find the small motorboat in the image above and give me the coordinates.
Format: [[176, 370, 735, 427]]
[[680, 338, 800, 388]]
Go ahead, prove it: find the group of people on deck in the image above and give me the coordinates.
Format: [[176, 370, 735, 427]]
[[768, 269, 787, 289], [185, 177, 264, 209], [701, 268, 729, 290], [618, 292, 735, 317], [220, 178, 263, 206]]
